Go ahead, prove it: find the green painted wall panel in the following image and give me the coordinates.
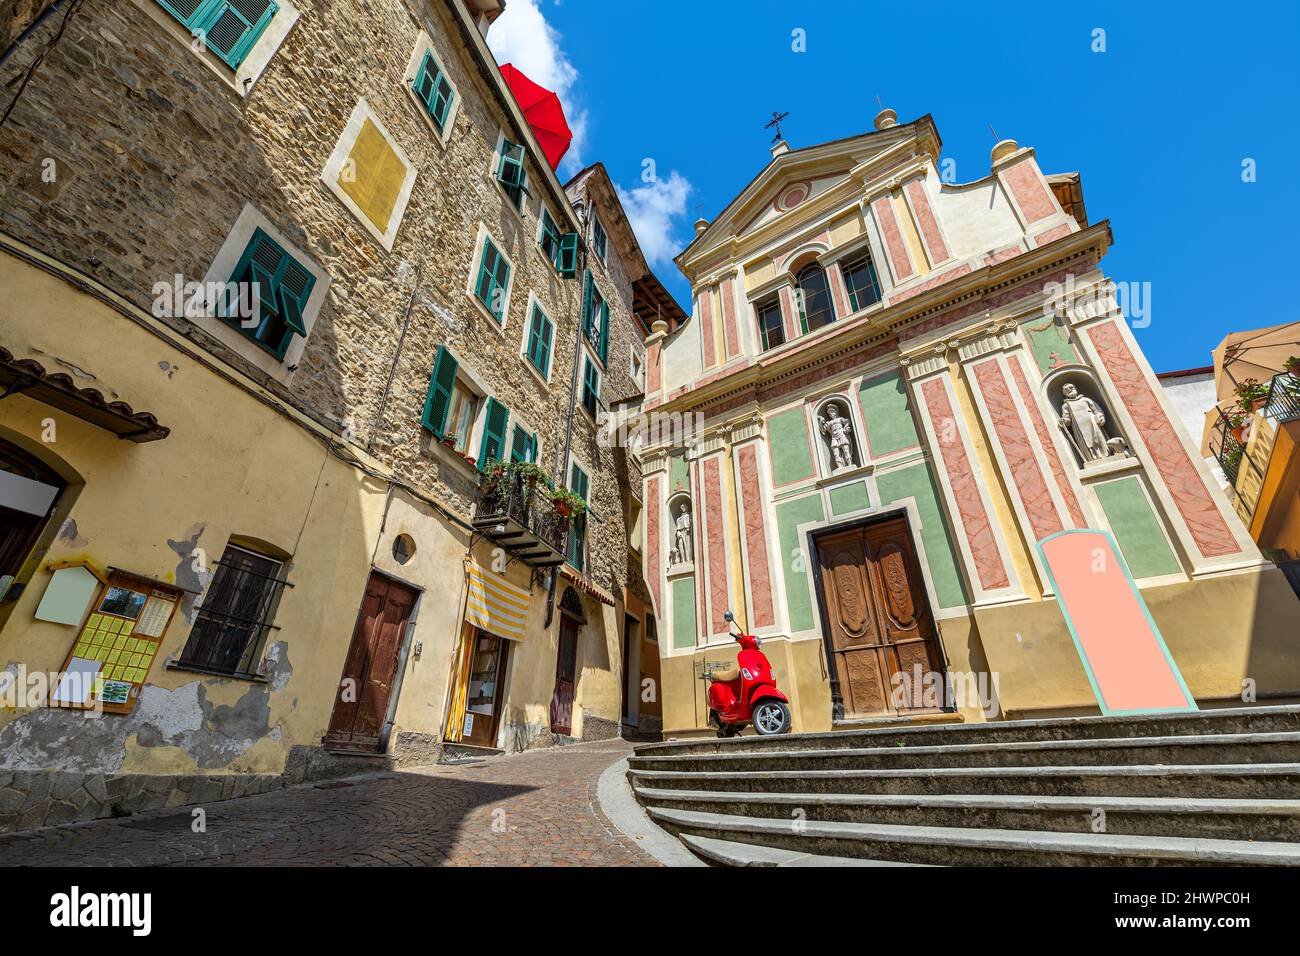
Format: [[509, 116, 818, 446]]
[[671, 575, 697, 649], [858, 372, 920, 456], [828, 480, 871, 516], [775, 494, 826, 633], [768, 406, 815, 486], [668, 453, 691, 496], [1021, 316, 1079, 375], [876, 463, 969, 609], [1094, 476, 1181, 579]]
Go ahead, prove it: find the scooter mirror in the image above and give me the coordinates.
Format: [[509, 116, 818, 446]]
[[724, 610, 734, 623]]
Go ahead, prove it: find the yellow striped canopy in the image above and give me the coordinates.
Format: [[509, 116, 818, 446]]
[[464, 560, 530, 641]]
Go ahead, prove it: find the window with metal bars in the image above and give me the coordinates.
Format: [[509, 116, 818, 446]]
[[177, 545, 289, 677]]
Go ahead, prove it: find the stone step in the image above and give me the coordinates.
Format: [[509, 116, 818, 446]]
[[679, 833, 930, 867], [630, 763, 1300, 799], [635, 787, 1300, 842], [648, 807, 1300, 866], [629, 731, 1300, 774], [637, 704, 1300, 758]]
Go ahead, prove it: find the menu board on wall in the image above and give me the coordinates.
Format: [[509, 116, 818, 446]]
[[53, 571, 182, 715]]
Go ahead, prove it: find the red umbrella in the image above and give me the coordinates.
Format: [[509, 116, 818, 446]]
[[499, 63, 572, 171]]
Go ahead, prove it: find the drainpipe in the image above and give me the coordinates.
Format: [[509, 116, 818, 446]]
[[545, 193, 595, 629], [0, 0, 63, 69]]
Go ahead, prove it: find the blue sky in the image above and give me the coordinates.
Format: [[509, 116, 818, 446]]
[[488, 1, 1299, 373]]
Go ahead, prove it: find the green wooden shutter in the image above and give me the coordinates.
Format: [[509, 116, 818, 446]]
[[476, 239, 507, 321], [422, 346, 458, 435], [566, 462, 590, 571], [498, 142, 525, 188], [598, 299, 610, 364], [413, 52, 454, 132], [581, 359, 600, 416], [526, 305, 552, 377], [479, 397, 508, 466], [580, 270, 594, 342], [509, 425, 538, 463], [558, 232, 579, 278], [191, 0, 278, 70], [156, 0, 215, 26], [227, 229, 314, 355]]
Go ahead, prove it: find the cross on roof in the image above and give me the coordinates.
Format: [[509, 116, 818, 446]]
[[765, 110, 790, 143]]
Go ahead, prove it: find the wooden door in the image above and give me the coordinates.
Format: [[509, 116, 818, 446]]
[[550, 615, 579, 735], [461, 630, 509, 748], [326, 573, 417, 752], [815, 517, 945, 717]]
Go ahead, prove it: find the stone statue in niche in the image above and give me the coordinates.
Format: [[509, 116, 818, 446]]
[[670, 501, 693, 566], [819, 402, 858, 474], [1057, 382, 1129, 464]]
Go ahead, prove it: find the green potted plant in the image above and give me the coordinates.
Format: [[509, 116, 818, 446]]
[[1235, 378, 1270, 414], [550, 486, 586, 519], [1286, 356, 1300, 377]]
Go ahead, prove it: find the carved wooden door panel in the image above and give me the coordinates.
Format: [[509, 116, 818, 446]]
[[816, 527, 890, 716], [816, 518, 945, 718], [864, 518, 945, 714]]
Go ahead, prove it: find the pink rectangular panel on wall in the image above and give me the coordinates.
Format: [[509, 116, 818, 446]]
[[719, 277, 740, 359], [1039, 530, 1196, 715], [870, 195, 914, 281], [702, 456, 730, 635], [645, 475, 662, 615], [736, 444, 776, 628], [699, 288, 717, 368]]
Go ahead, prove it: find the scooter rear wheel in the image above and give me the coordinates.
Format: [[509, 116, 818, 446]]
[[752, 700, 791, 736]]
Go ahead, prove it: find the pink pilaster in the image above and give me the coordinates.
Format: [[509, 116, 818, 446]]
[[1087, 321, 1239, 558], [828, 261, 851, 317], [778, 285, 799, 341], [904, 179, 950, 264], [920, 377, 1011, 591], [870, 194, 914, 281], [736, 444, 776, 628], [699, 288, 717, 368], [719, 277, 740, 359], [1002, 159, 1057, 224], [1008, 356, 1087, 528], [645, 475, 663, 614], [702, 456, 730, 635], [971, 358, 1063, 542]]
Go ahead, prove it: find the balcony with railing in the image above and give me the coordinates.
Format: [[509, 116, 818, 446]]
[[473, 466, 570, 568], [1211, 370, 1300, 526]]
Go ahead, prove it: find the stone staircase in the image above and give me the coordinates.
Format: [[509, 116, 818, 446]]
[[628, 704, 1300, 866]]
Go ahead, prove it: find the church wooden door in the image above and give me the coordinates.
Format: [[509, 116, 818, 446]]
[[814, 517, 946, 717]]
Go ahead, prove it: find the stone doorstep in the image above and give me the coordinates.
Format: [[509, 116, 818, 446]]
[[650, 807, 1300, 865], [832, 712, 965, 731]]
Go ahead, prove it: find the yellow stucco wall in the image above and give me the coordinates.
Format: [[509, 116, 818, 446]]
[[0, 250, 388, 775]]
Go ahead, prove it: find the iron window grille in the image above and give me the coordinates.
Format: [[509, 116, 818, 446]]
[[177, 545, 290, 678]]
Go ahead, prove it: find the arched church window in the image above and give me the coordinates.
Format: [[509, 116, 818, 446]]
[[796, 263, 836, 333]]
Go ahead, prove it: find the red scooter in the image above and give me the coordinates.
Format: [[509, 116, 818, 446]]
[[706, 610, 792, 737]]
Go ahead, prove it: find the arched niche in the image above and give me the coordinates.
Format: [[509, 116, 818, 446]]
[[1042, 366, 1131, 468], [813, 395, 862, 476], [666, 491, 693, 567]]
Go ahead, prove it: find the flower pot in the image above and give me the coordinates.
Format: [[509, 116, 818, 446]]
[[554, 501, 572, 518], [1251, 397, 1268, 413], [1287, 363, 1300, 378], [1230, 425, 1248, 443]]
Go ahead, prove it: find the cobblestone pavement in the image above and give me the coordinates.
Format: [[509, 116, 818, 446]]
[[0, 739, 658, 866]]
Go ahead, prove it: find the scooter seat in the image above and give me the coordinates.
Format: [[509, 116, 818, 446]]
[[710, 664, 741, 682]]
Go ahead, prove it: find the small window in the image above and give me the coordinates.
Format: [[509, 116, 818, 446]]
[[178, 544, 287, 677], [525, 303, 554, 378], [497, 139, 527, 211], [156, 0, 278, 70], [842, 254, 882, 312], [539, 208, 562, 268], [591, 214, 608, 262], [756, 296, 785, 351], [422, 346, 479, 453], [412, 50, 455, 133], [581, 357, 601, 417], [796, 263, 836, 333], [223, 227, 315, 360], [392, 534, 416, 565], [475, 237, 511, 322], [582, 271, 609, 364], [566, 462, 591, 572]]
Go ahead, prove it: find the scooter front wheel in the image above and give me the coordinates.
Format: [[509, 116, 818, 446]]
[[752, 700, 791, 736]]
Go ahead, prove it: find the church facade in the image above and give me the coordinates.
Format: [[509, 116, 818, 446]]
[[641, 110, 1299, 734]]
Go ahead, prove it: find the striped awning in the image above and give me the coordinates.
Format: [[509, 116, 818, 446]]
[[465, 559, 530, 641]]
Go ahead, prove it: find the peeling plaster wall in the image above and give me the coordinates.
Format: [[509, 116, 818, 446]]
[[0, 251, 386, 777]]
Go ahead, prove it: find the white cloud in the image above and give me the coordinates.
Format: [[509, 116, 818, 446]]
[[486, 0, 588, 175], [616, 171, 693, 268]]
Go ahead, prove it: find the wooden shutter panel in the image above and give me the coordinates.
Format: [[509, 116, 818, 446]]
[[479, 398, 508, 466], [598, 299, 610, 364], [197, 0, 278, 70], [558, 232, 579, 278], [157, 0, 213, 26], [581, 270, 593, 340], [509, 424, 529, 463], [498, 142, 525, 188], [422, 346, 458, 435], [537, 313, 553, 376]]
